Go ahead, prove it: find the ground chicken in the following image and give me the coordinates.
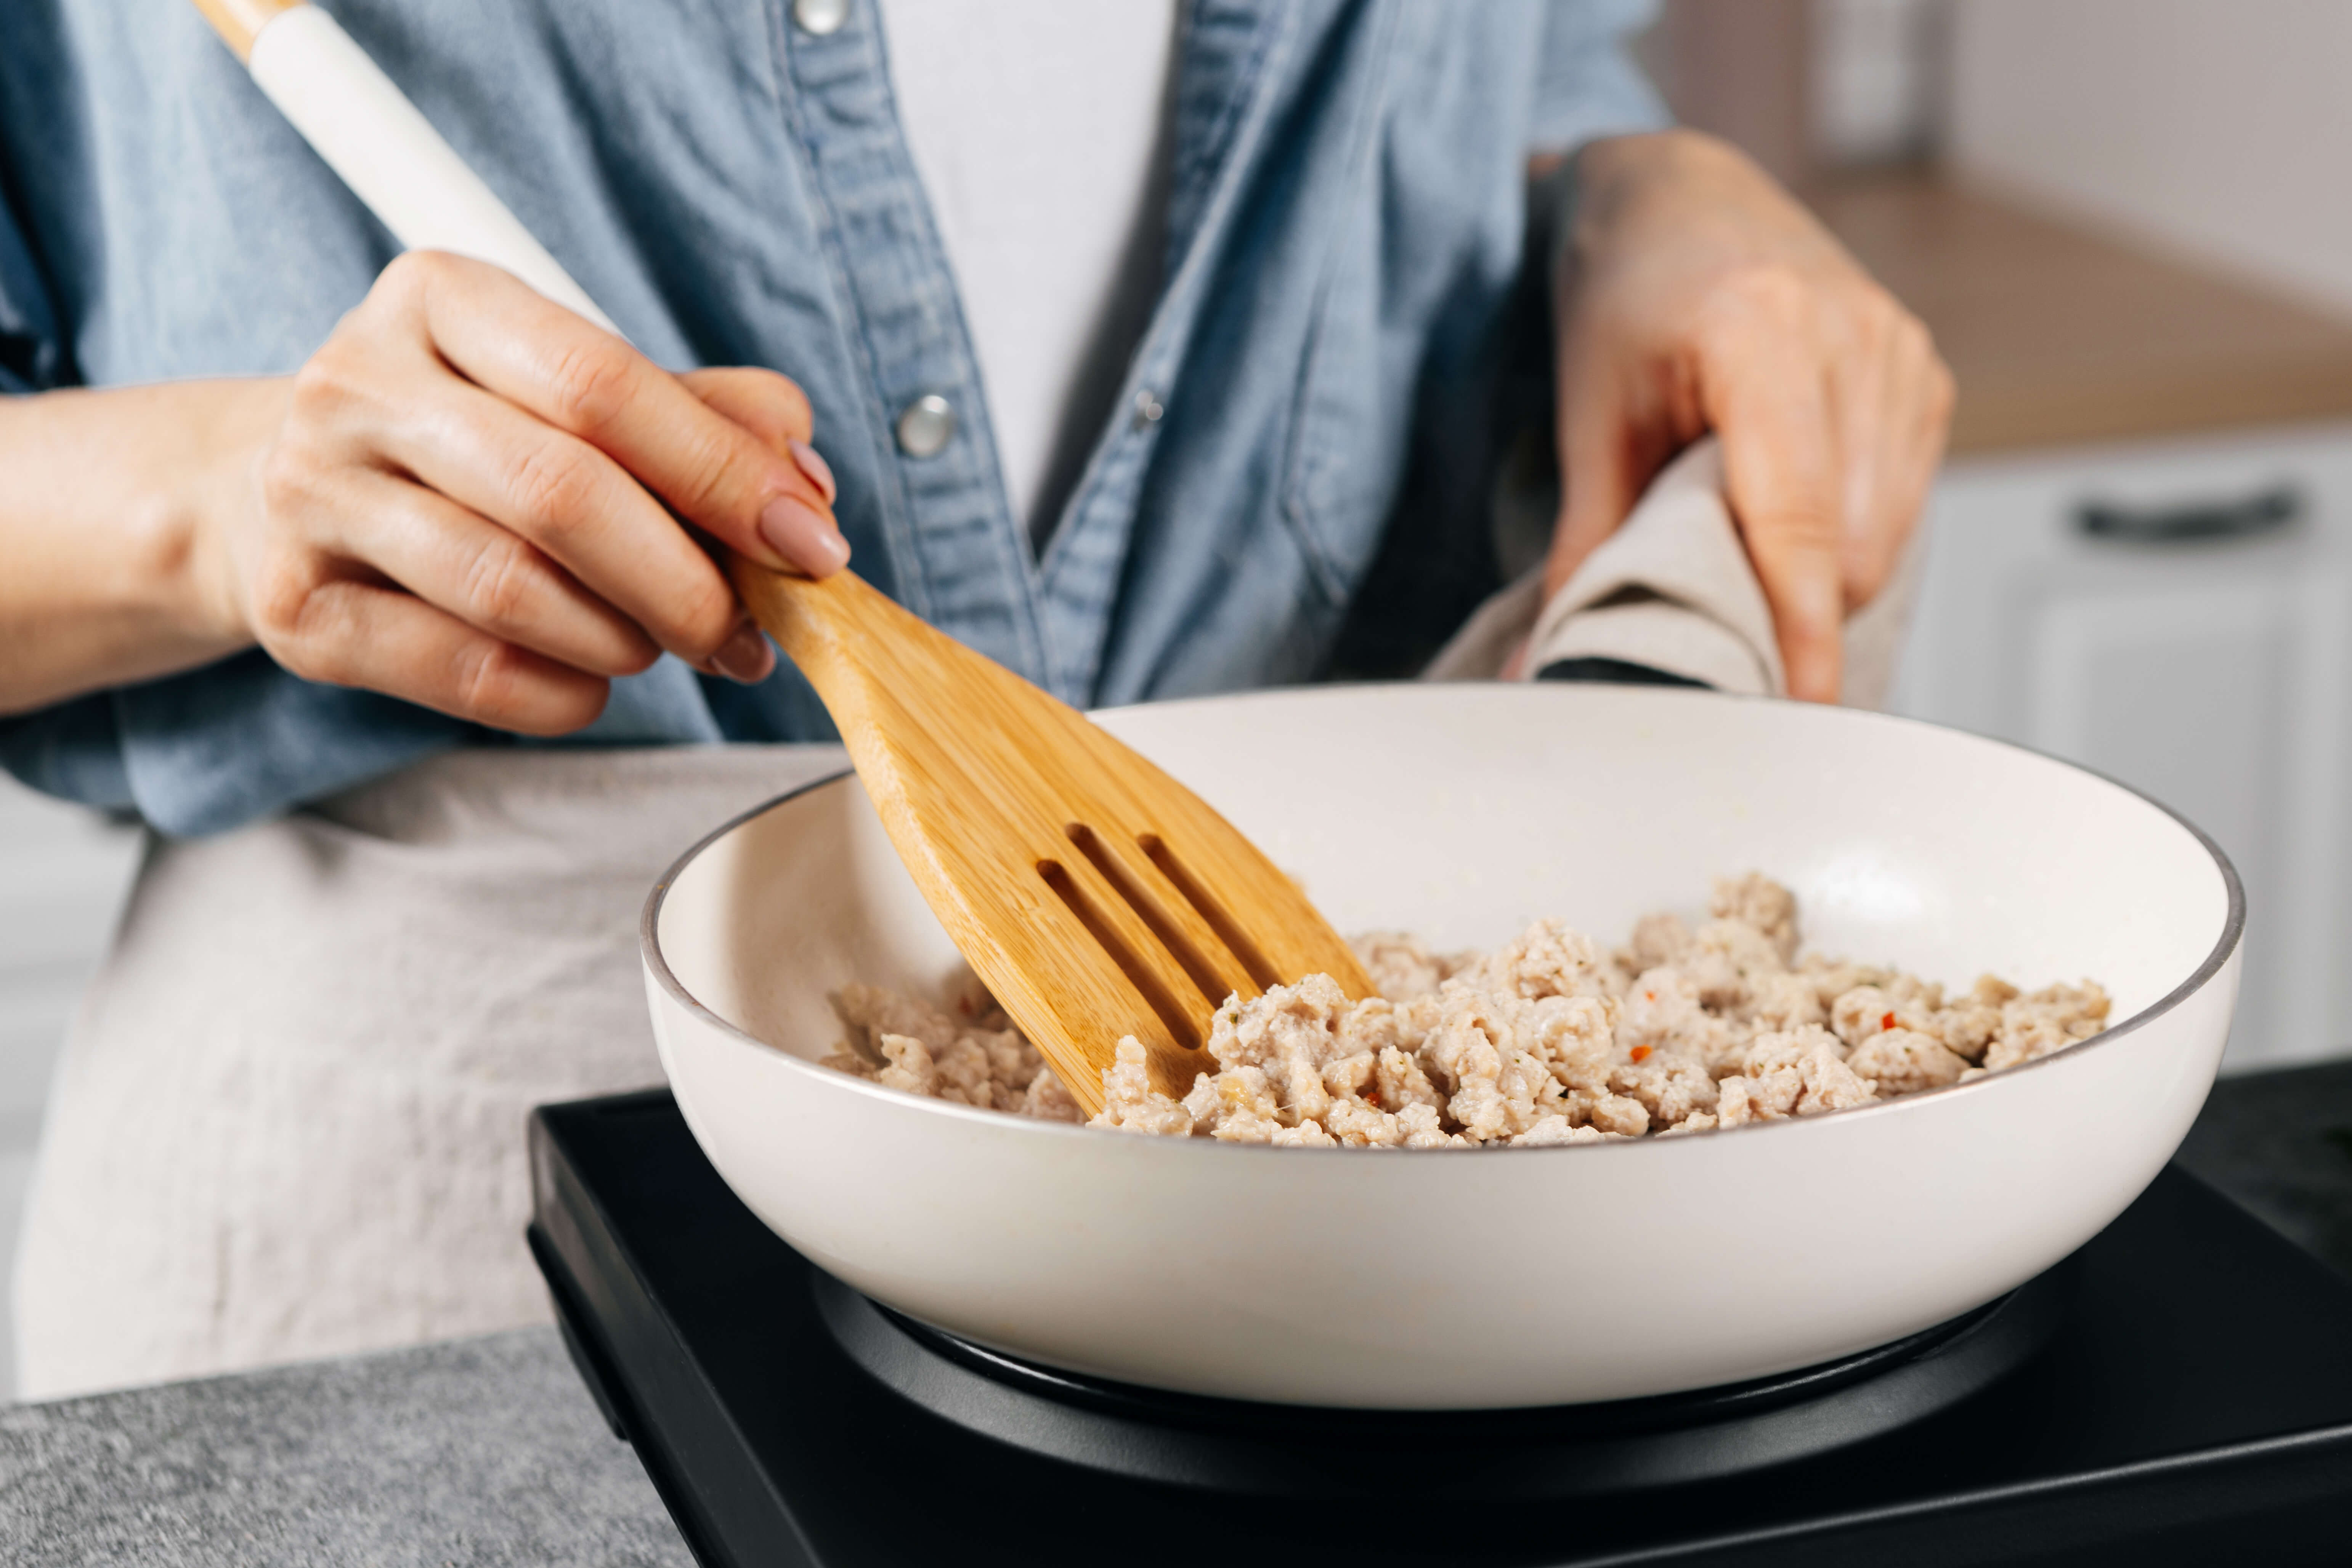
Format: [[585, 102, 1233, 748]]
[[1745, 971, 1826, 1034], [1611, 1050, 1720, 1126], [1712, 872, 1801, 964], [1353, 932, 1471, 1002], [820, 986, 1083, 1123], [1715, 1026, 1878, 1124], [820, 876, 2113, 1144], [1984, 981, 2112, 1071], [1847, 1026, 1971, 1095], [1617, 966, 1740, 1074], [1619, 911, 1693, 978]]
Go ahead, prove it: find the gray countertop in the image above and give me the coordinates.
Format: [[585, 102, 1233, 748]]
[[0, 1328, 689, 1567], [5, 1062, 2351, 1566]]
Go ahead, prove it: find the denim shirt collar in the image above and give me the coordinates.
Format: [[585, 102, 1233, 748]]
[[776, 0, 1309, 708]]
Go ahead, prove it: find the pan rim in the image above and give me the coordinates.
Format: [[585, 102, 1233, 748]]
[[639, 682, 2245, 1158]]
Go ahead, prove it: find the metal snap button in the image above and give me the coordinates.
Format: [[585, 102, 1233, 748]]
[[894, 394, 957, 459], [792, 0, 851, 37], [1131, 388, 1165, 429]]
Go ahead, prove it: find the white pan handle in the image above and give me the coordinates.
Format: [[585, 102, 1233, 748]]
[[195, 0, 621, 336]]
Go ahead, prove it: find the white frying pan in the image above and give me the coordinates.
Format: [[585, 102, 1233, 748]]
[[648, 684, 2238, 1408], [200, 7, 2241, 1408]]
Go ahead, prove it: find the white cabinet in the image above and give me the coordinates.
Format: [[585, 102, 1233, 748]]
[[1891, 423, 2352, 1071]]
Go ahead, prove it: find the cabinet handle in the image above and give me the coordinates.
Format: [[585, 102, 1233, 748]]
[[2074, 484, 2302, 543]]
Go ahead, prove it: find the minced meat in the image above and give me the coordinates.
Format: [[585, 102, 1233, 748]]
[[819, 874, 2111, 1145]]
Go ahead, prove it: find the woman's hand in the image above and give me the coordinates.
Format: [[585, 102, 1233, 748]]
[[1544, 130, 1954, 702], [199, 250, 848, 733]]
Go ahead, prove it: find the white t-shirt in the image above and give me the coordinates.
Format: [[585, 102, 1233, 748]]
[[876, 0, 1179, 542]]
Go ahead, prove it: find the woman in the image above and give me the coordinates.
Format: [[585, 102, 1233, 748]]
[[0, 0, 1949, 1396]]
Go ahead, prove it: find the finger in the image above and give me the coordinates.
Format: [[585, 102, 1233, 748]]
[[1827, 318, 1897, 606], [1705, 350, 1846, 703], [316, 468, 660, 677], [374, 376, 750, 666], [681, 367, 838, 506], [677, 366, 817, 449], [266, 571, 612, 735], [1828, 309, 1945, 608], [391, 253, 848, 576], [1839, 318, 1953, 609]]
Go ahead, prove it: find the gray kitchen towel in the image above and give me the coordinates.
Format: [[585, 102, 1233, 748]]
[[1426, 437, 1921, 708], [14, 744, 848, 1400]]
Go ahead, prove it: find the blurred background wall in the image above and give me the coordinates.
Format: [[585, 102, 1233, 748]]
[[1948, 0, 2352, 319], [1657, 0, 2352, 318]]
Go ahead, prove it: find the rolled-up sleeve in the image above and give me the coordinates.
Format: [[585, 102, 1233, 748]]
[[1529, 0, 1670, 154], [0, 186, 63, 396]]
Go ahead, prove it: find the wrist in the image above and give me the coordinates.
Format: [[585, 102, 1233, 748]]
[[0, 379, 279, 715], [178, 377, 287, 651], [1573, 127, 1738, 200]]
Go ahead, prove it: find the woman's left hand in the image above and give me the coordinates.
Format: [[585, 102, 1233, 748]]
[[1543, 130, 1955, 702]]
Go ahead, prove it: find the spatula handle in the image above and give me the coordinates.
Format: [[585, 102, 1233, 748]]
[[187, 0, 619, 334]]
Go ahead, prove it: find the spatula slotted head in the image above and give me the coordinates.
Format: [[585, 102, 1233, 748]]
[[736, 565, 1372, 1114]]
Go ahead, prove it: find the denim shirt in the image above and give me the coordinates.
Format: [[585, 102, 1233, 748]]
[[0, 0, 1662, 835]]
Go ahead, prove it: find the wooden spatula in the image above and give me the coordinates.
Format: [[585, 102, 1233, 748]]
[[735, 563, 1372, 1114]]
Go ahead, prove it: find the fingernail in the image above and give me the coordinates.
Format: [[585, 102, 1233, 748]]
[[787, 439, 837, 503], [710, 621, 776, 685], [759, 495, 852, 576]]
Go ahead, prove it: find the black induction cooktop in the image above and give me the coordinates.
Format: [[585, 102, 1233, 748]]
[[527, 1090, 2352, 1567]]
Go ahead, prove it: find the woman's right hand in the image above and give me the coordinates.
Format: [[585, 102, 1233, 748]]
[[205, 250, 849, 734]]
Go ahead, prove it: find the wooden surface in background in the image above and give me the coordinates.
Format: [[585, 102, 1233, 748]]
[[1812, 172, 2352, 454]]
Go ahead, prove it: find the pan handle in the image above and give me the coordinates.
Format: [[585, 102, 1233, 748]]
[[2074, 484, 2302, 544]]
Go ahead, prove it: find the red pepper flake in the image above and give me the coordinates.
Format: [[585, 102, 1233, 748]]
[[1630, 1045, 1654, 1063], [1362, 1087, 1383, 1108], [1880, 1012, 1898, 1031]]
